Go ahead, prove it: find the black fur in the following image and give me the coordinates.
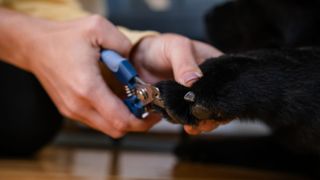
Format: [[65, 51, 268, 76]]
[[156, 47, 320, 153], [154, 0, 320, 157], [155, 0, 320, 177]]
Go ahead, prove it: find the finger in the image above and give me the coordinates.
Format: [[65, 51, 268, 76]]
[[91, 16, 132, 57], [165, 35, 203, 87], [127, 112, 162, 132], [192, 40, 223, 64], [184, 125, 202, 135], [88, 76, 141, 133], [78, 107, 127, 138], [197, 120, 220, 132]]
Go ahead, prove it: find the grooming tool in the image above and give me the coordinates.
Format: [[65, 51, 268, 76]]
[[100, 50, 164, 119]]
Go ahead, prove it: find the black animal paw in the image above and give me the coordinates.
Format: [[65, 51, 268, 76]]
[[155, 79, 239, 126], [155, 80, 198, 125], [154, 57, 243, 125], [155, 48, 320, 129]]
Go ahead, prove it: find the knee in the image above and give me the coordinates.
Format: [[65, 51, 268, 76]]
[[0, 61, 63, 156], [0, 113, 63, 157], [0, 79, 63, 156]]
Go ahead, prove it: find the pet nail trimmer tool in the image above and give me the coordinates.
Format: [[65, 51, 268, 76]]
[[100, 50, 164, 119]]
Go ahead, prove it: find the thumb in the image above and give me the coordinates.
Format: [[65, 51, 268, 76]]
[[165, 36, 203, 87], [88, 15, 132, 57]]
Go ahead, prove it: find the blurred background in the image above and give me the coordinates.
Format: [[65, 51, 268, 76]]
[[107, 0, 225, 41]]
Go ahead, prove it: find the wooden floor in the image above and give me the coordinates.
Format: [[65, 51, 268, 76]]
[[0, 145, 306, 180]]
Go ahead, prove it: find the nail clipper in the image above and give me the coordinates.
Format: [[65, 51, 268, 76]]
[[100, 50, 165, 119]]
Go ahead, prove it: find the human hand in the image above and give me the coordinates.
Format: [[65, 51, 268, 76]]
[[130, 33, 225, 135], [21, 15, 160, 138]]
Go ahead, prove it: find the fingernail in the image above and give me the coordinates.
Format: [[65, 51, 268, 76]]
[[183, 72, 203, 86]]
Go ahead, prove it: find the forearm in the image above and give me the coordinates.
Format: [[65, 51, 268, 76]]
[[0, 7, 55, 71], [0, 0, 159, 58]]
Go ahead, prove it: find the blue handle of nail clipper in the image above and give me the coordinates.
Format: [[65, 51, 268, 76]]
[[100, 50, 137, 89], [100, 50, 145, 118]]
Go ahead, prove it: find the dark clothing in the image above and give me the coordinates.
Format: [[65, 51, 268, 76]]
[[0, 61, 62, 156]]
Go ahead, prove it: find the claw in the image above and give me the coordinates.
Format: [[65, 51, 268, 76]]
[[184, 91, 195, 102]]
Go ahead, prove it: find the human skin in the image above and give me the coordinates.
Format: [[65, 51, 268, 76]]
[[0, 8, 222, 137]]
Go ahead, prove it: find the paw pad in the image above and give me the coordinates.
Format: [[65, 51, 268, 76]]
[[191, 104, 212, 120]]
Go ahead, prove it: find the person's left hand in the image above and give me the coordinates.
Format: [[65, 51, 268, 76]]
[[131, 33, 224, 135]]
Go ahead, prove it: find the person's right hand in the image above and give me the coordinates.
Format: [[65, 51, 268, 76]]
[[20, 15, 159, 138]]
